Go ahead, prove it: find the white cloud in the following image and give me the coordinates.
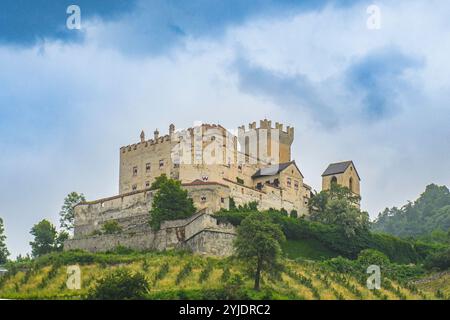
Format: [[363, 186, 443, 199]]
[[1, 0, 450, 257]]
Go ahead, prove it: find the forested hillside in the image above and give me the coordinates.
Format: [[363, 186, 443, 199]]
[[372, 184, 450, 240]]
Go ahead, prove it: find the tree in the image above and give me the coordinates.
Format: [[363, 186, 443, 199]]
[[149, 175, 196, 230], [357, 249, 390, 269], [29, 219, 66, 257], [88, 268, 149, 300], [309, 184, 369, 237], [229, 197, 237, 210], [0, 218, 10, 264], [290, 210, 298, 219], [234, 212, 286, 291], [56, 231, 69, 250], [59, 192, 86, 232]]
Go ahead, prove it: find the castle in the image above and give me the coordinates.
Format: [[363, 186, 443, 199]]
[[64, 120, 361, 255]]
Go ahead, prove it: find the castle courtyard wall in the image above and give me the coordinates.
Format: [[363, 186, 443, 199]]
[[65, 211, 236, 256]]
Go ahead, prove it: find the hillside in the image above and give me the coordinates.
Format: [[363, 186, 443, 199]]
[[0, 250, 444, 300], [372, 184, 450, 239]]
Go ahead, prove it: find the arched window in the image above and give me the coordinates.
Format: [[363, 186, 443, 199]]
[[349, 177, 353, 192], [331, 176, 337, 185]]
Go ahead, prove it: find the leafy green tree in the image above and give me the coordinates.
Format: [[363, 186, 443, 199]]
[[290, 210, 298, 219], [357, 249, 390, 269], [55, 231, 69, 250], [234, 212, 285, 290], [237, 201, 258, 211], [424, 248, 450, 271], [149, 175, 196, 230], [88, 268, 149, 300], [0, 218, 10, 264], [30, 219, 66, 257], [309, 184, 369, 237], [59, 192, 86, 232], [229, 197, 237, 210]]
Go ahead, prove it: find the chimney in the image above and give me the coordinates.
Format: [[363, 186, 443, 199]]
[[169, 124, 175, 135], [154, 129, 159, 140], [140, 130, 145, 143]]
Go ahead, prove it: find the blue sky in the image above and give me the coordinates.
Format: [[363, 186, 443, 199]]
[[1, 0, 450, 257]]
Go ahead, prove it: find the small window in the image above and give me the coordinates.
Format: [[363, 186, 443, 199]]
[[133, 166, 138, 176], [294, 180, 299, 190], [173, 163, 180, 168], [201, 196, 207, 202], [146, 163, 151, 172], [132, 184, 137, 191], [145, 181, 150, 188], [159, 160, 164, 169], [287, 178, 292, 187], [221, 197, 225, 204], [202, 175, 209, 181]]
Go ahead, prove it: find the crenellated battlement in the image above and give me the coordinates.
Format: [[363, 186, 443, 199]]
[[239, 119, 294, 138], [120, 135, 173, 154], [120, 123, 232, 154]]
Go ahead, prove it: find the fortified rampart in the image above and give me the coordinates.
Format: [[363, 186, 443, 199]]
[[65, 210, 236, 256]]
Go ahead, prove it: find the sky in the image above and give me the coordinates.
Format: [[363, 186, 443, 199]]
[[1, 0, 449, 258]]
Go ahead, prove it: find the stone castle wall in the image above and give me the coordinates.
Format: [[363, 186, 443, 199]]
[[65, 211, 236, 256], [73, 182, 230, 238]]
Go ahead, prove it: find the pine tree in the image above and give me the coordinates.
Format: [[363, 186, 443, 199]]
[[59, 192, 86, 232], [0, 217, 10, 264]]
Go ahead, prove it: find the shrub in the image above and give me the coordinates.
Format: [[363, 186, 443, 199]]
[[424, 248, 450, 271], [198, 262, 213, 283], [290, 210, 298, 219], [101, 221, 122, 234], [87, 268, 149, 300], [142, 259, 150, 272], [220, 267, 231, 283], [175, 262, 193, 285], [154, 262, 170, 284], [322, 256, 356, 274], [356, 249, 390, 269]]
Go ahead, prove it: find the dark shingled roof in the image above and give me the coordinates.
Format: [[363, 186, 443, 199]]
[[252, 161, 303, 179], [321, 161, 360, 180]]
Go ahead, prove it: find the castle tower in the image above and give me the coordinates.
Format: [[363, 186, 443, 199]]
[[321, 160, 361, 197], [239, 119, 294, 165]]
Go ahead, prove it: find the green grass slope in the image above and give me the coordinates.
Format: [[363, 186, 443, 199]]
[[0, 250, 442, 300]]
